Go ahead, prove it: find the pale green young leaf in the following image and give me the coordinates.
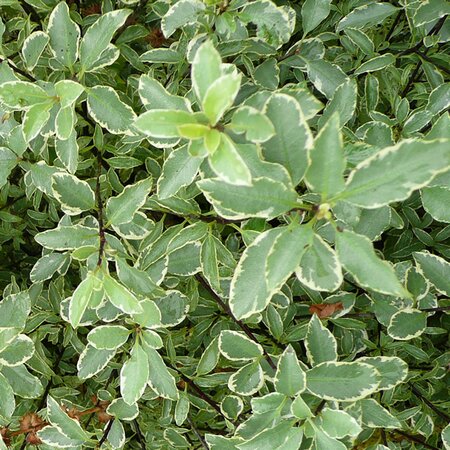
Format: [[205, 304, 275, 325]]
[[68, 272, 96, 328], [219, 330, 263, 361], [177, 123, 210, 140], [55, 105, 75, 140], [0, 147, 18, 188], [274, 345, 306, 396], [144, 345, 178, 400], [305, 314, 337, 366], [198, 177, 298, 220], [106, 178, 152, 226], [120, 342, 149, 405], [47, 395, 90, 441], [388, 309, 427, 340], [22, 102, 52, 141], [306, 361, 380, 401], [22, 31, 49, 70], [209, 133, 252, 186], [191, 40, 223, 102], [301, 0, 331, 35], [413, 251, 450, 296], [103, 274, 143, 314], [161, 0, 206, 38], [87, 86, 136, 135], [266, 224, 314, 294], [319, 408, 362, 438], [47, 2, 80, 70], [79, 9, 131, 72], [203, 72, 241, 125], [52, 173, 95, 215], [87, 325, 130, 350], [336, 230, 408, 298], [138, 74, 191, 112], [421, 186, 450, 223], [305, 114, 345, 199], [228, 106, 275, 143], [296, 234, 343, 292], [228, 361, 264, 396], [229, 228, 283, 320], [318, 78, 357, 128], [55, 80, 84, 108], [336, 3, 399, 32], [134, 109, 195, 138], [336, 139, 450, 208], [262, 93, 312, 184]]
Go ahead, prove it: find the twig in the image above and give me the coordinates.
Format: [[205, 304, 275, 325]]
[[385, 11, 403, 42], [95, 151, 106, 267], [392, 430, 440, 450], [19, 0, 42, 27], [96, 420, 113, 448], [0, 57, 35, 82], [415, 51, 450, 76], [422, 305, 450, 313], [195, 274, 277, 370], [132, 419, 146, 450], [410, 384, 450, 422], [187, 416, 210, 450]]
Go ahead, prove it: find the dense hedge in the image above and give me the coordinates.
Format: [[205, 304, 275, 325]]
[[0, 0, 449, 449]]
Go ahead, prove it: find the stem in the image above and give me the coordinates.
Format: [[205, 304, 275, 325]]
[[19, 0, 42, 27], [96, 420, 113, 448], [95, 151, 106, 267], [132, 419, 146, 450], [391, 430, 440, 450], [187, 416, 210, 450], [195, 274, 277, 370], [410, 384, 450, 422]]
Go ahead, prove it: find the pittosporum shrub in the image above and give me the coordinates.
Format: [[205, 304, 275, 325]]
[[0, 0, 449, 449]]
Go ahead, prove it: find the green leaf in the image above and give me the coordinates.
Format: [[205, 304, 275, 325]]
[[2, 364, 43, 398], [120, 342, 149, 405], [358, 356, 408, 390], [306, 361, 380, 401], [354, 54, 396, 75], [161, 0, 206, 38], [107, 419, 125, 449], [0, 81, 49, 109], [336, 3, 399, 32], [37, 425, 84, 448], [68, 272, 96, 328], [291, 395, 313, 419], [103, 274, 143, 314], [274, 345, 306, 396], [296, 234, 343, 292], [0, 373, 14, 419], [336, 139, 450, 208], [442, 423, 450, 450], [87, 86, 136, 135], [318, 78, 357, 128], [266, 224, 314, 294], [22, 31, 49, 70], [219, 330, 263, 361], [52, 173, 95, 215], [421, 186, 450, 223], [107, 398, 139, 421], [387, 308, 427, 340], [35, 225, 98, 250], [262, 93, 312, 184], [413, 251, 450, 296], [318, 408, 362, 438], [229, 361, 264, 396], [414, 0, 450, 27], [301, 0, 331, 35], [344, 28, 374, 56], [306, 60, 348, 100], [77, 344, 116, 380], [144, 345, 178, 400], [237, 420, 299, 450], [358, 398, 402, 428], [336, 230, 408, 297], [30, 253, 68, 282], [106, 178, 152, 226], [196, 337, 220, 376], [47, 395, 90, 441], [306, 114, 345, 199], [0, 334, 34, 366], [134, 109, 196, 138], [200, 234, 221, 293], [203, 72, 241, 125], [228, 106, 275, 143], [209, 134, 252, 186], [175, 392, 190, 426], [305, 314, 337, 365], [0, 147, 17, 188], [230, 228, 282, 320], [198, 177, 297, 220], [47, 2, 80, 70], [55, 105, 75, 140], [87, 325, 130, 350], [79, 9, 132, 72], [56, 131, 79, 174]]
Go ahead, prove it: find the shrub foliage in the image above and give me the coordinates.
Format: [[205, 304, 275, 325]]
[[0, 0, 449, 449]]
